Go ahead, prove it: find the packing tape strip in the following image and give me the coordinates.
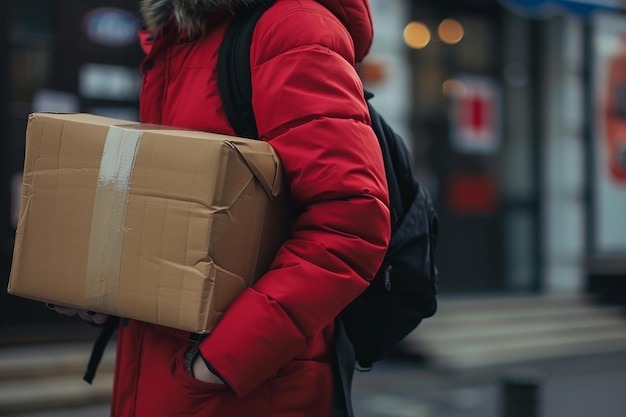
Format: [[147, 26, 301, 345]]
[[85, 125, 143, 313]]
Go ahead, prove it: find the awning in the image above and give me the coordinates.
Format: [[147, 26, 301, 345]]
[[498, 0, 624, 16]]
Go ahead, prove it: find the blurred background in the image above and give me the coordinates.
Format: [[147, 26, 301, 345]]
[[2, 0, 626, 416]]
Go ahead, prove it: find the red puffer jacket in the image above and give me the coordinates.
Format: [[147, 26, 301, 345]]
[[111, 0, 390, 416]]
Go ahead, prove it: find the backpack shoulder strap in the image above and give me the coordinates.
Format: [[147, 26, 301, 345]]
[[217, 2, 274, 139], [83, 315, 120, 384], [364, 90, 405, 229]]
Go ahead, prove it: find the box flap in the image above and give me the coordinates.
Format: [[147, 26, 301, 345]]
[[224, 140, 284, 198]]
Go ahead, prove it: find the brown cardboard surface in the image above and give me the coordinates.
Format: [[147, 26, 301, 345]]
[[8, 113, 289, 333]]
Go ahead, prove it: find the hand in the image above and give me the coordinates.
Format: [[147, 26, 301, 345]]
[[192, 355, 225, 385], [46, 304, 109, 325]]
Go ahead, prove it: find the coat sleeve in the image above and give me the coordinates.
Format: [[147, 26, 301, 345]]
[[198, 4, 391, 398]]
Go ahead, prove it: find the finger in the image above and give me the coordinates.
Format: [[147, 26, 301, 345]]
[[91, 313, 109, 325], [54, 306, 79, 316], [77, 310, 108, 324], [78, 310, 98, 322]]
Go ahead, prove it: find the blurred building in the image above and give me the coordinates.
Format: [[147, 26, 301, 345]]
[[1, 0, 144, 335], [1, 0, 626, 340], [362, 0, 626, 300]]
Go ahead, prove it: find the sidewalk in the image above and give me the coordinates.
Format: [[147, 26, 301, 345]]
[[348, 293, 626, 417], [8, 352, 626, 417], [3, 294, 626, 417], [0, 342, 114, 416], [352, 352, 626, 417]]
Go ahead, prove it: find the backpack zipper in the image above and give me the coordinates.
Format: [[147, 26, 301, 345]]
[[384, 265, 392, 291]]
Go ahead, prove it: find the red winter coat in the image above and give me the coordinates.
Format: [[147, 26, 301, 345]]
[[111, 1, 390, 416]]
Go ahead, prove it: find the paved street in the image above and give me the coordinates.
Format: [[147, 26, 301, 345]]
[[8, 352, 626, 417], [352, 353, 626, 417], [4, 295, 626, 417]]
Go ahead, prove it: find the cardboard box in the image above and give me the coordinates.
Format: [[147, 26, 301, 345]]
[[8, 113, 289, 333]]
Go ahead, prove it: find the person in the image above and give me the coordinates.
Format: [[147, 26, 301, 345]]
[[51, 0, 390, 415]]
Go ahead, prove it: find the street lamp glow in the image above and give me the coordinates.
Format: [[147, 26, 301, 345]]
[[438, 18, 464, 44], [404, 22, 431, 49]]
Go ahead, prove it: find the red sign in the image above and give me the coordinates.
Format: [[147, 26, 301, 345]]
[[448, 174, 499, 215], [450, 76, 501, 155]]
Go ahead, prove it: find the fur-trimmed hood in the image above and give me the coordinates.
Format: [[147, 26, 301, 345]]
[[139, 0, 373, 61], [140, 0, 258, 34]]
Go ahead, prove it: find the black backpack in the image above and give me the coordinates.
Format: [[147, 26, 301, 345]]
[[218, 3, 439, 370]]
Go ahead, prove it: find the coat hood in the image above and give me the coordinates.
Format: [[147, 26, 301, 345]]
[[139, 0, 373, 61]]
